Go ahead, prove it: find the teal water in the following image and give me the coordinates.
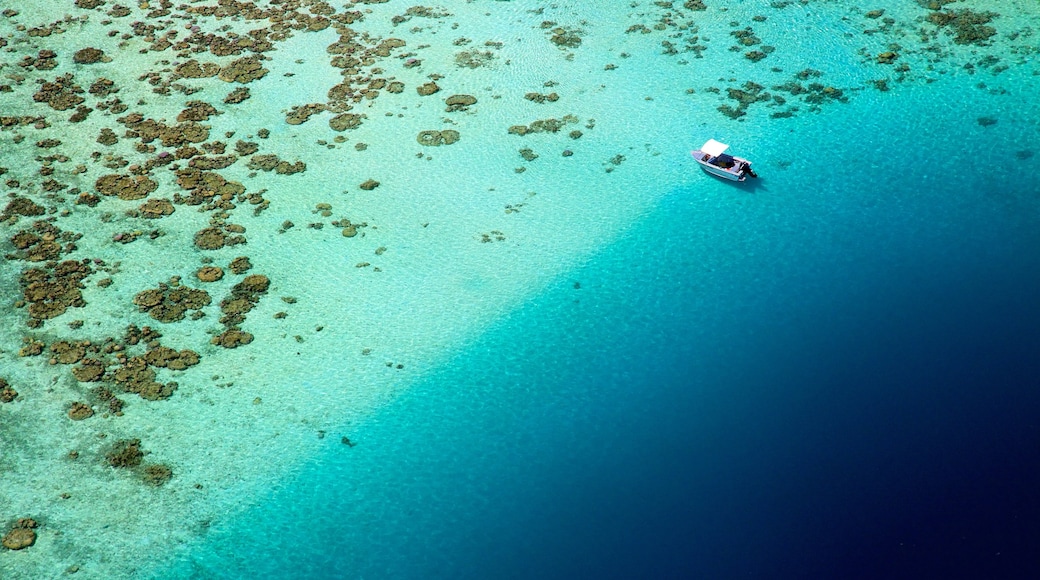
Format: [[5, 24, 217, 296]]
[[3, 1, 1040, 577], [161, 78, 1040, 577]]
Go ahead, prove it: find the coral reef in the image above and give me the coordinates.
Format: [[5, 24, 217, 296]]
[[228, 256, 252, 274], [139, 198, 175, 218], [247, 154, 306, 174], [19, 259, 92, 325], [927, 9, 998, 45], [106, 439, 144, 468], [196, 266, 224, 282], [329, 113, 363, 131], [72, 359, 106, 382], [95, 173, 158, 200], [68, 402, 94, 421], [73, 47, 107, 64], [417, 81, 440, 96], [2, 198, 46, 219], [444, 94, 476, 112], [2, 519, 38, 550], [508, 115, 580, 135], [218, 56, 269, 83], [0, 378, 17, 403], [416, 129, 460, 146], [132, 281, 211, 322], [142, 464, 173, 486]]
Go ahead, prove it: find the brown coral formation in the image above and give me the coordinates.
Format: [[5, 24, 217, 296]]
[[68, 402, 94, 420], [877, 51, 899, 64], [73, 47, 107, 64], [196, 266, 224, 282], [524, 92, 560, 104], [18, 338, 45, 357], [233, 274, 269, 296], [218, 56, 269, 83], [177, 100, 221, 122], [107, 439, 144, 468], [211, 274, 269, 347], [228, 256, 252, 274], [58, 324, 199, 404], [88, 77, 117, 97], [287, 103, 326, 125], [927, 8, 998, 45], [212, 328, 254, 348], [139, 198, 175, 218], [444, 94, 476, 112], [33, 74, 85, 111], [110, 357, 176, 400], [118, 112, 210, 148], [72, 359, 105, 382], [143, 464, 173, 486], [329, 113, 363, 131], [508, 115, 580, 136], [189, 155, 238, 170], [142, 345, 199, 370], [247, 154, 306, 174], [0, 378, 17, 403], [193, 226, 228, 250], [7, 224, 62, 262], [20, 260, 92, 324], [234, 140, 259, 156], [416, 130, 460, 146], [50, 340, 87, 364], [133, 282, 211, 322], [94, 386, 125, 416], [95, 174, 158, 201], [97, 127, 118, 145], [224, 87, 251, 104], [416, 81, 440, 96], [2, 519, 38, 550], [2, 197, 46, 219], [173, 168, 245, 206], [174, 60, 221, 79]]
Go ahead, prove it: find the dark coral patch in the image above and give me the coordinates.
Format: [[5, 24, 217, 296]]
[[95, 174, 158, 200], [73, 47, 107, 64], [107, 439, 144, 468], [133, 283, 211, 322]]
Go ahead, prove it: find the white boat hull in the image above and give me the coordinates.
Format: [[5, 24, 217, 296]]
[[690, 148, 755, 182], [697, 159, 745, 181]]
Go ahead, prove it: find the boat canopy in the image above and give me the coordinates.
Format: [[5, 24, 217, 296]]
[[700, 139, 729, 157]]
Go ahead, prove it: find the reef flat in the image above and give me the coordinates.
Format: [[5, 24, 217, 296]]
[[2, 1, 1038, 578]]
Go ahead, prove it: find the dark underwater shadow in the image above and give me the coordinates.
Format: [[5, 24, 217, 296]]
[[735, 174, 766, 193], [690, 170, 768, 194]]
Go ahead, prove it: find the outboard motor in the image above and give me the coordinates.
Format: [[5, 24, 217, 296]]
[[738, 162, 758, 179]]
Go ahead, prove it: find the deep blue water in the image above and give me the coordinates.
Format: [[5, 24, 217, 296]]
[[171, 151, 1040, 578]]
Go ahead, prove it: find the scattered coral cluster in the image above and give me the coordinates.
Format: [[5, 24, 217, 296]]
[[618, 1, 1022, 120]]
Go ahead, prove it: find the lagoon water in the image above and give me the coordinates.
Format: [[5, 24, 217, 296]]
[[163, 98, 1040, 578], [2, 1, 1040, 578]]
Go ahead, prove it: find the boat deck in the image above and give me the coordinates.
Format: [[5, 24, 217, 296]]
[[692, 150, 748, 179]]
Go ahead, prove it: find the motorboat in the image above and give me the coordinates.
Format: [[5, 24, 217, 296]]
[[691, 139, 758, 182]]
